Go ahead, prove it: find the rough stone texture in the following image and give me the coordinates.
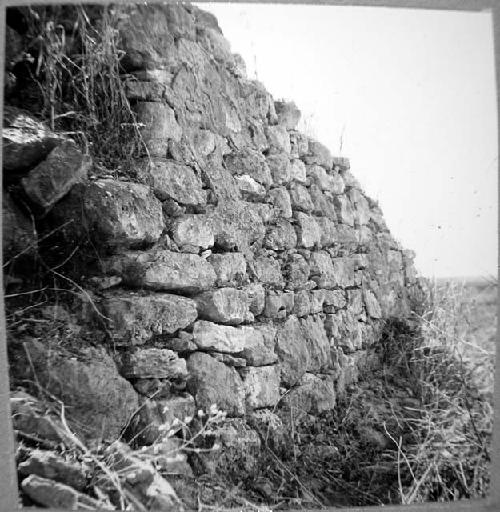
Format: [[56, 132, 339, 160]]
[[135, 102, 182, 156], [171, 214, 214, 252], [55, 179, 164, 250], [241, 365, 280, 409], [186, 352, 246, 416], [139, 158, 206, 207], [21, 474, 81, 509], [102, 250, 216, 293], [120, 348, 187, 380], [18, 450, 87, 491], [275, 316, 310, 387], [208, 252, 247, 286], [295, 212, 321, 248], [266, 188, 290, 220], [192, 320, 257, 353], [2, 192, 36, 261], [264, 219, 297, 250], [102, 292, 198, 345], [4, 5, 425, 493], [195, 288, 250, 325], [14, 341, 138, 441], [22, 140, 91, 211], [2, 106, 65, 177], [300, 315, 331, 372]]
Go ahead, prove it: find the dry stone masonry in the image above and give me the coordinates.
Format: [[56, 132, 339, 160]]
[[3, 3, 425, 501]]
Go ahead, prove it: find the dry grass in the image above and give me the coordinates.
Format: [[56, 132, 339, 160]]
[[13, 5, 147, 174]]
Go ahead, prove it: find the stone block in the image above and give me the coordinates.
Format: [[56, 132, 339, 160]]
[[301, 314, 331, 372], [266, 153, 291, 185], [102, 291, 198, 345], [265, 125, 291, 154], [22, 140, 91, 211], [241, 365, 280, 409], [224, 148, 272, 186], [135, 102, 182, 156], [171, 214, 214, 252], [264, 219, 297, 250], [295, 212, 321, 248], [282, 373, 336, 415], [208, 252, 247, 286], [240, 324, 278, 366], [120, 348, 187, 380], [268, 186, 292, 218], [139, 158, 206, 207], [275, 316, 309, 386], [289, 183, 314, 213], [102, 250, 216, 293], [195, 288, 249, 325], [187, 352, 245, 416], [2, 106, 65, 177]]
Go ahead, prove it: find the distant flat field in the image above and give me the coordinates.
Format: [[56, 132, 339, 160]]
[[434, 277, 497, 394]]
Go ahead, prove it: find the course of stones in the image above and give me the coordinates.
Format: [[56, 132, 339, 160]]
[[3, 3, 425, 508]]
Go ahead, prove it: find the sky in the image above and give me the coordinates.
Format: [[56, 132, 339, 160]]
[[198, 2, 498, 279]]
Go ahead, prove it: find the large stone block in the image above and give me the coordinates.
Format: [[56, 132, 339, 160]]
[[13, 341, 138, 441], [266, 153, 291, 185], [295, 212, 321, 248], [139, 158, 206, 207], [210, 201, 265, 251], [250, 256, 283, 287], [224, 148, 272, 186], [289, 158, 307, 183], [102, 292, 198, 345], [55, 179, 164, 250], [2, 106, 65, 178], [244, 282, 266, 316], [309, 251, 337, 289], [208, 252, 247, 286], [264, 219, 297, 250], [241, 365, 280, 409], [135, 102, 182, 156], [195, 288, 250, 325], [102, 250, 216, 293], [193, 320, 253, 353], [265, 125, 291, 154], [240, 324, 278, 366], [263, 290, 294, 319], [331, 256, 356, 287], [289, 183, 314, 213], [22, 140, 91, 211], [171, 214, 214, 252], [275, 316, 309, 387], [300, 315, 331, 372], [120, 348, 188, 380], [284, 253, 310, 290], [187, 352, 245, 416], [268, 186, 292, 218]]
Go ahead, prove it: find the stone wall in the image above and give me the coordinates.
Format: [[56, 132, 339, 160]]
[[4, 3, 423, 462]]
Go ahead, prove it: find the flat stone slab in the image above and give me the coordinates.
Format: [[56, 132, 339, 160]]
[[193, 320, 257, 353], [102, 291, 198, 345], [120, 348, 187, 380], [102, 249, 216, 293], [195, 288, 249, 325]]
